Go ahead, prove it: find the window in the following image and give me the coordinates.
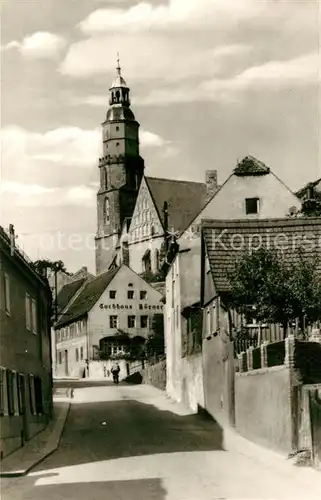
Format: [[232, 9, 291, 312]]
[[128, 315, 136, 328], [206, 308, 212, 335], [80, 346, 84, 360], [127, 290, 134, 299], [28, 374, 35, 415], [0, 368, 5, 416], [104, 197, 110, 224], [58, 351, 62, 364], [116, 142, 119, 147], [25, 294, 31, 330], [75, 348, 79, 362], [116, 126, 119, 131], [34, 376, 43, 414], [109, 290, 116, 299], [140, 291, 147, 300], [4, 273, 10, 315], [31, 299, 37, 334], [6, 370, 15, 416], [17, 374, 25, 415], [140, 315, 148, 328], [110, 315, 118, 328], [245, 197, 259, 215]]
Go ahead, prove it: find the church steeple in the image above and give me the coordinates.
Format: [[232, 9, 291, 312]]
[[108, 55, 131, 108], [95, 57, 145, 275]]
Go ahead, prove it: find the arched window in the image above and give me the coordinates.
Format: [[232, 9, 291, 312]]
[[104, 168, 108, 190], [115, 90, 120, 103], [104, 198, 110, 224]]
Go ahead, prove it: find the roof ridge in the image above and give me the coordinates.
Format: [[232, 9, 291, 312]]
[[146, 175, 205, 185], [56, 278, 89, 325]]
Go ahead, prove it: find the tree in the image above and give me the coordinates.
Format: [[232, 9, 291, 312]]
[[33, 259, 69, 323], [228, 247, 321, 338], [32, 259, 69, 277], [144, 314, 165, 358]]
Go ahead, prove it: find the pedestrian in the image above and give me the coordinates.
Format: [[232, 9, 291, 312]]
[[111, 362, 120, 384]]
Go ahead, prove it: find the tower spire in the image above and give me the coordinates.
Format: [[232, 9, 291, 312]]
[[116, 52, 121, 76]]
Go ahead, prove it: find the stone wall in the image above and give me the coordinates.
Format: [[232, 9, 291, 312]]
[[181, 354, 204, 412], [203, 335, 235, 427], [235, 365, 293, 454], [142, 360, 166, 391]]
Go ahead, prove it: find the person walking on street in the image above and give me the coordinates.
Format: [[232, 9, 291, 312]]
[[111, 362, 120, 384]]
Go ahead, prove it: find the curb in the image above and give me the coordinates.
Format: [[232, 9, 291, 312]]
[[0, 402, 70, 478]]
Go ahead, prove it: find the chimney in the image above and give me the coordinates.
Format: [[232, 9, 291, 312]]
[[205, 170, 218, 202]]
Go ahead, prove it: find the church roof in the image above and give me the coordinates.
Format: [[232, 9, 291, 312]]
[[55, 268, 120, 327], [233, 155, 270, 176], [202, 217, 321, 294], [145, 176, 207, 234]]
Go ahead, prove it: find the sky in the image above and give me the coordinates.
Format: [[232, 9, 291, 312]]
[[0, 0, 320, 273]]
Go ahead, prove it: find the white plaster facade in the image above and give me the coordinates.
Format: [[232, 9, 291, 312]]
[[55, 265, 163, 378]]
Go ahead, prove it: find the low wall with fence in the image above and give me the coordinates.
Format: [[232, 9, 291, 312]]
[[235, 336, 297, 454], [235, 336, 321, 457]]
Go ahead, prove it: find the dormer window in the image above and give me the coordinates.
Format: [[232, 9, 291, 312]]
[[245, 197, 260, 215]]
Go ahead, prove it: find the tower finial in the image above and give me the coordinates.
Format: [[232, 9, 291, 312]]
[[116, 52, 121, 76]]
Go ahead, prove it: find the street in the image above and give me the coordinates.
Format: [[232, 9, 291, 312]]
[[1, 380, 321, 500]]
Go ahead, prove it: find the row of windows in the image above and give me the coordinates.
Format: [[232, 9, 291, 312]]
[[131, 223, 156, 241], [134, 210, 152, 225], [0, 368, 43, 417], [3, 273, 38, 334], [137, 198, 149, 212], [56, 320, 85, 343], [109, 315, 149, 329]]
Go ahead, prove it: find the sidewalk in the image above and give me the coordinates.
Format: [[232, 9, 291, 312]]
[[0, 400, 70, 477]]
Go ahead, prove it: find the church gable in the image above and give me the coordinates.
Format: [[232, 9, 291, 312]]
[[128, 177, 164, 243]]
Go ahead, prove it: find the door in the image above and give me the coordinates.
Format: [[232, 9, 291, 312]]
[[309, 389, 321, 469], [18, 374, 29, 442], [64, 350, 69, 376]]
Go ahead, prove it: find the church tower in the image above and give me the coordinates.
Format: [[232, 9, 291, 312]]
[[95, 59, 144, 274]]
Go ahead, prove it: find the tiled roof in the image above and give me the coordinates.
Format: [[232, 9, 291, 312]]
[[202, 217, 321, 293], [233, 156, 270, 176], [145, 176, 207, 234], [55, 267, 119, 327], [56, 278, 87, 315]]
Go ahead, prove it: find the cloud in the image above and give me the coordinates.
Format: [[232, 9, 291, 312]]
[[0, 181, 55, 197], [0, 179, 96, 208], [78, 0, 269, 34], [0, 125, 169, 207], [135, 51, 319, 105], [1, 32, 67, 59], [139, 130, 166, 147]]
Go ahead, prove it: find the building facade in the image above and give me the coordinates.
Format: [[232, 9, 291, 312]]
[[54, 265, 164, 378], [164, 156, 302, 408], [0, 226, 53, 459]]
